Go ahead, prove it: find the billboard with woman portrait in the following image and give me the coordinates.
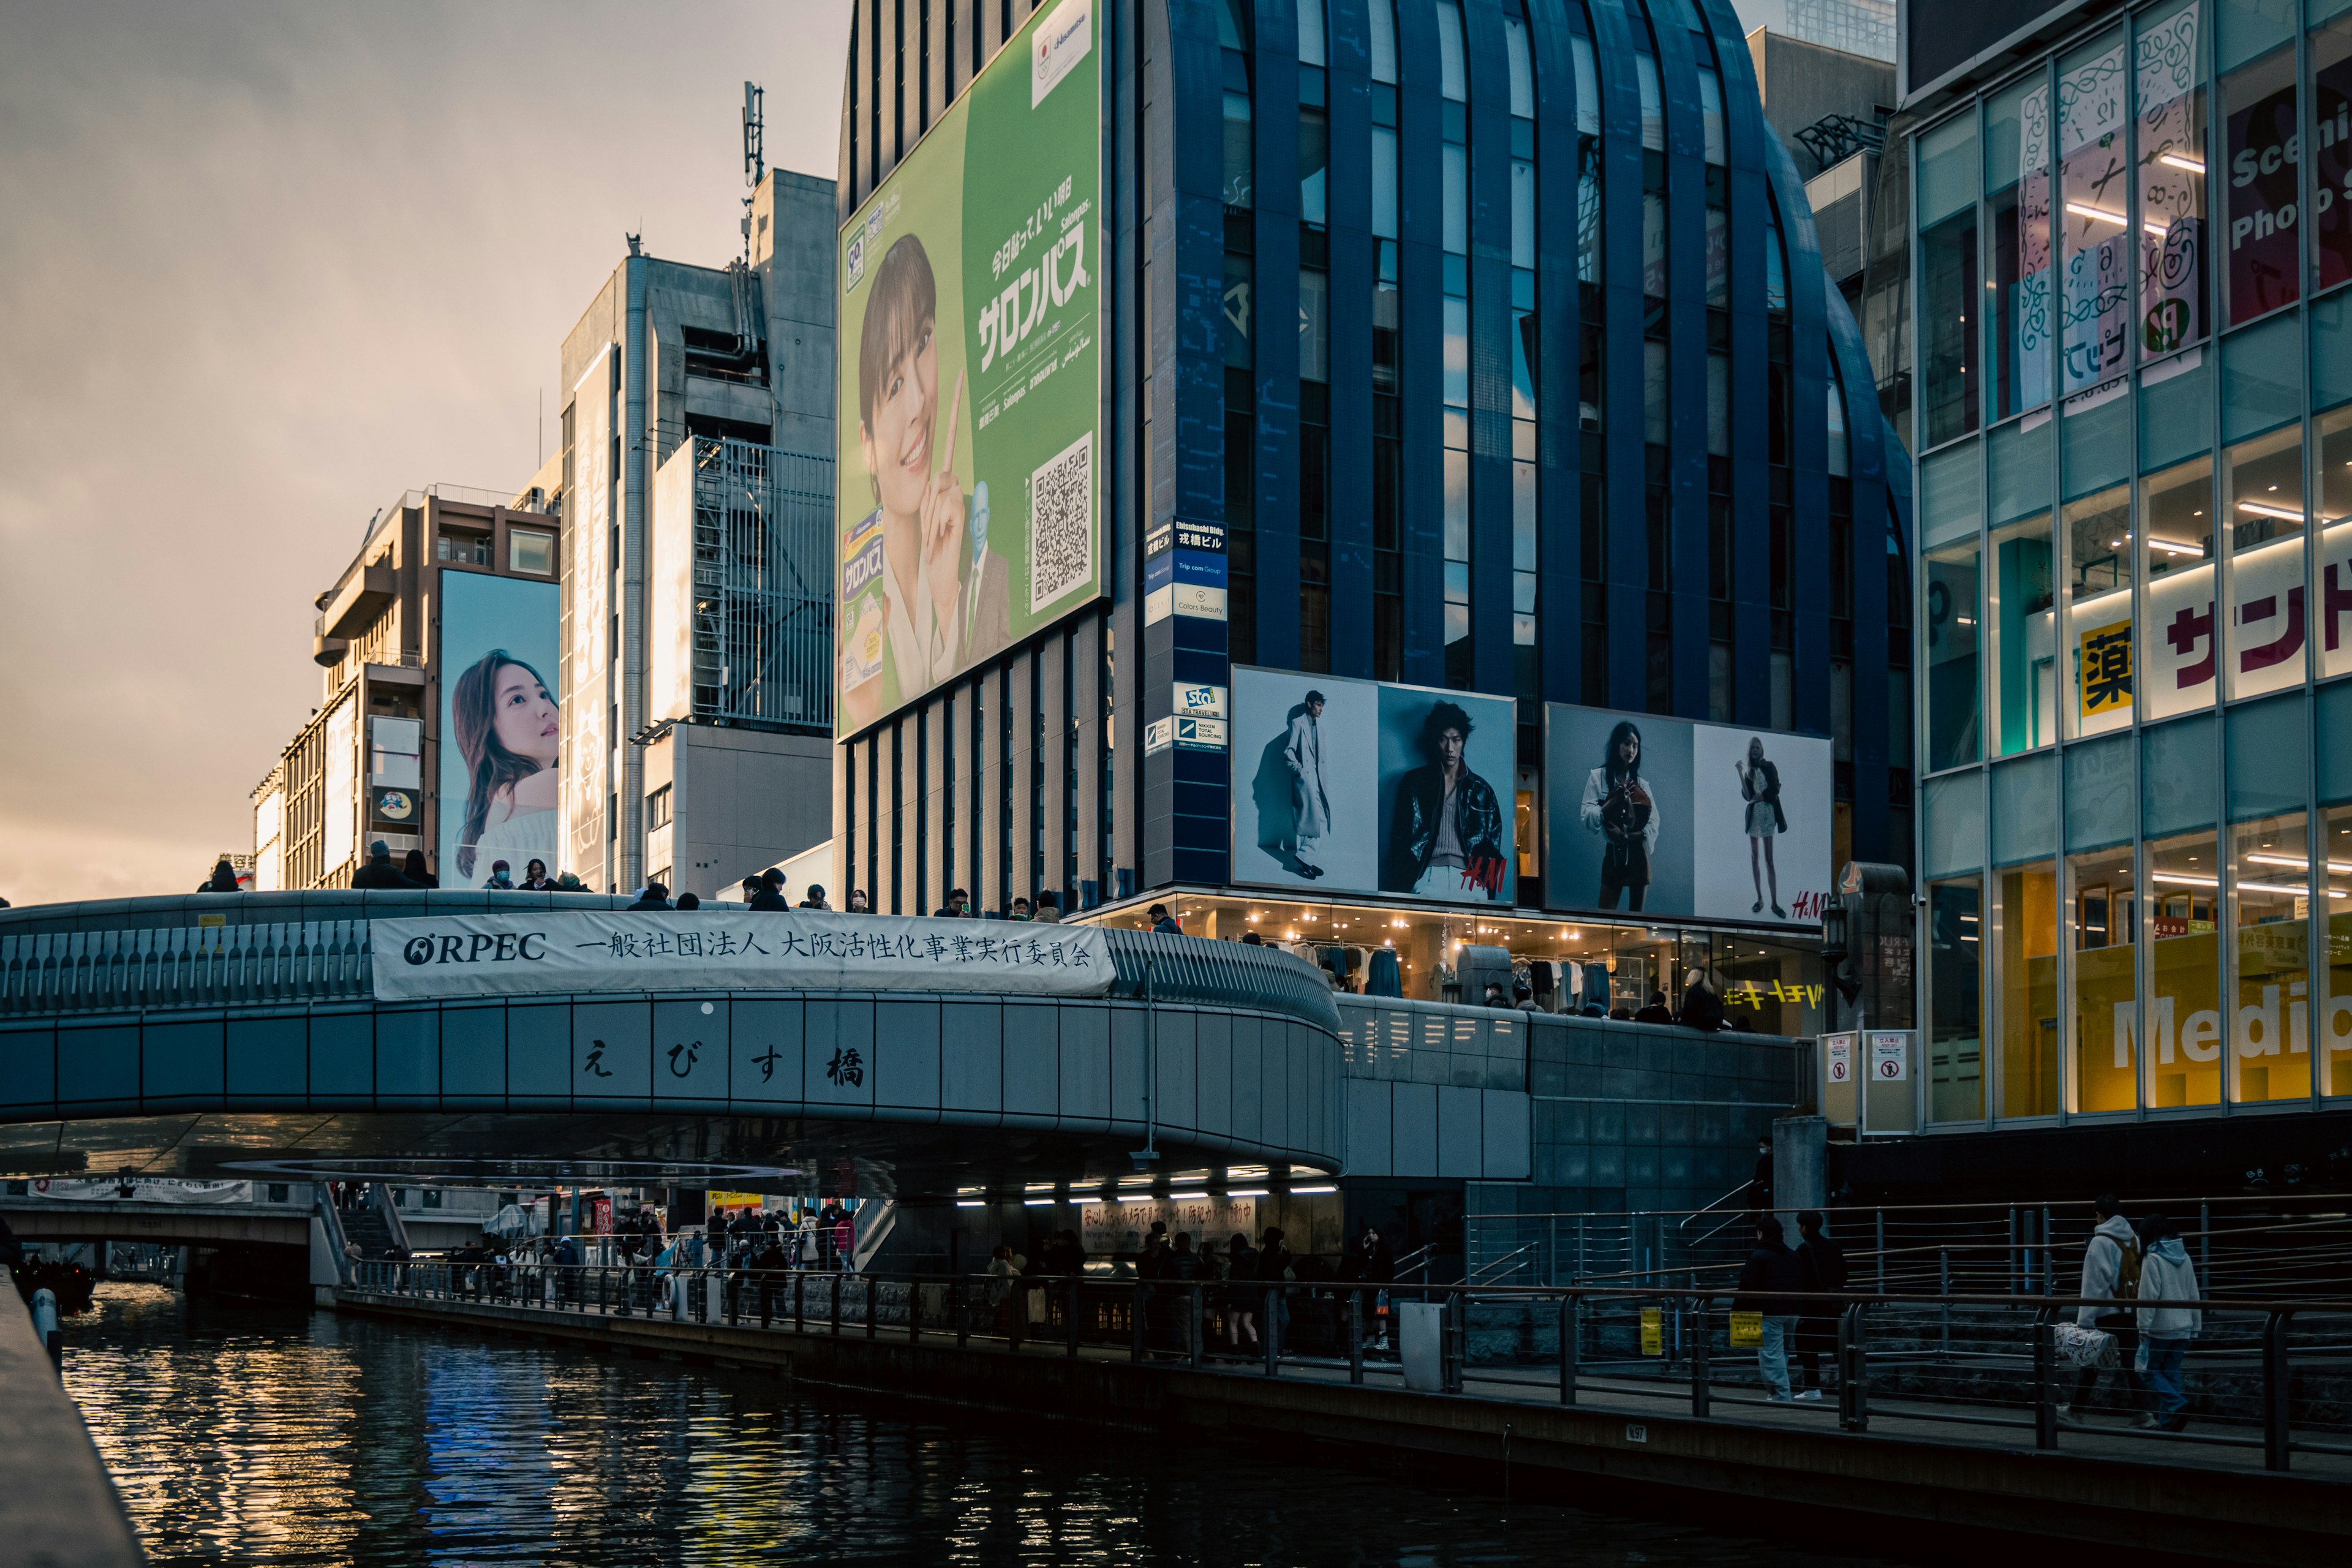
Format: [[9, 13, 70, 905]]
[[437, 570, 561, 889], [835, 0, 1102, 737], [1543, 704, 1831, 925]]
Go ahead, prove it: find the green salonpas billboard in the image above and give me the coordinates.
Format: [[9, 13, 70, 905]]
[[835, 0, 1102, 737]]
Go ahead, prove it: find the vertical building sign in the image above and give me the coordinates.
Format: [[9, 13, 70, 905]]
[[2059, 39, 2130, 393], [2018, 81, 2055, 410], [438, 570, 562, 889], [2137, 2, 2204, 352], [565, 345, 615, 887]]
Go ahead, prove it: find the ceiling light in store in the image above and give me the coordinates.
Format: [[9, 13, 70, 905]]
[[2065, 200, 2128, 227], [2158, 153, 2204, 175]]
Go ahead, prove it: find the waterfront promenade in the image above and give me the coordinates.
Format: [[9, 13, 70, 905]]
[[330, 1265, 2351, 1566]]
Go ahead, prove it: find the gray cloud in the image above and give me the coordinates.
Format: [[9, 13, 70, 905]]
[[0, 0, 849, 905]]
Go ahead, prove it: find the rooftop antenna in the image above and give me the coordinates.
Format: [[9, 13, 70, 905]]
[[741, 81, 764, 262]]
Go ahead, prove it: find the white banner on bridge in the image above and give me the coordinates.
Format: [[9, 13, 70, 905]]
[[371, 912, 1118, 1003], [22, 1178, 257, 1204]]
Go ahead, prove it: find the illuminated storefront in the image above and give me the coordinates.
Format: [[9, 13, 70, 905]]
[[1909, 0, 2352, 1127]]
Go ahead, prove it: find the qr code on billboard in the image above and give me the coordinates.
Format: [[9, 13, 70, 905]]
[[1028, 430, 1095, 614]]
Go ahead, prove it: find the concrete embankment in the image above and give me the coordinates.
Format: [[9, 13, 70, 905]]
[[334, 1288, 2349, 1566], [0, 1287, 141, 1568]]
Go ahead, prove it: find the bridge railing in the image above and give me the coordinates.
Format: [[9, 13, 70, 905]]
[[0, 922, 372, 1016], [344, 1260, 2352, 1477]]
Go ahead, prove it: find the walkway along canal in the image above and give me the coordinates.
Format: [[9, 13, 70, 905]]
[[324, 1261, 2352, 1566]]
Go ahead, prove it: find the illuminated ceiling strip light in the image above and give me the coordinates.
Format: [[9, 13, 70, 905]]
[[2066, 201, 2128, 227], [2143, 220, 2173, 238], [1224, 1188, 1270, 1197], [1022, 1197, 1056, 1205], [956, 1200, 984, 1207], [2245, 853, 2352, 875], [2150, 872, 2220, 887], [2158, 153, 2205, 175], [2148, 537, 2204, 555], [2238, 501, 2305, 521], [1290, 1185, 1338, 1194], [1167, 1192, 1209, 1202]]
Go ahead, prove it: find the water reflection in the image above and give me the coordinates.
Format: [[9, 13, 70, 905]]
[[64, 1283, 1916, 1567]]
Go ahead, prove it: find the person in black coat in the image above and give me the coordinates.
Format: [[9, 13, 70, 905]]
[[627, 882, 672, 910], [1632, 990, 1675, 1024], [749, 870, 791, 911], [403, 849, 439, 888], [1732, 1217, 1805, 1403], [202, 859, 242, 892], [1793, 1210, 1849, 1401], [350, 841, 416, 889], [1256, 1226, 1295, 1356]]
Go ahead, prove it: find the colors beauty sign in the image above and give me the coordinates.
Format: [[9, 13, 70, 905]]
[[835, 0, 1102, 737]]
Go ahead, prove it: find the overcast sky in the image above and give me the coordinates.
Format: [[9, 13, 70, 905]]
[[0, 1, 851, 907], [0, 0, 1790, 910]]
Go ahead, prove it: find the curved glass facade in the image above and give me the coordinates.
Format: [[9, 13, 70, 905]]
[[1913, 0, 2352, 1124]]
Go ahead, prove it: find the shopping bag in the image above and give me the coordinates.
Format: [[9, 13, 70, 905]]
[[1728, 1311, 1763, 1347], [2052, 1322, 2114, 1370]]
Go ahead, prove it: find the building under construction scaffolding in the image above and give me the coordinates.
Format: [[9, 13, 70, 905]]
[[656, 435, 831, 733]]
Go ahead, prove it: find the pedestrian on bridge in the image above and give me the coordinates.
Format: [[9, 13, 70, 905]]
[[1734, 1216, 1804, 1403], [2135, 1213, 2203, 1433], [750, 870, 791, 910], [2062, 1194, 2149, 1428]]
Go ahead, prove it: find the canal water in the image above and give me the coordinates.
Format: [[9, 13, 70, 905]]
[[64, 1283, 1920, 1567]]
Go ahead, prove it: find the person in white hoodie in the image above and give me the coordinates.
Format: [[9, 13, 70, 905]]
[[2134, 1212, 2203, 1433], [2062, 1194, 2151, 1427]]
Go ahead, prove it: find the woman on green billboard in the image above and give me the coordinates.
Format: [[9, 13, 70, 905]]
[[841, 233, 1012, 732]]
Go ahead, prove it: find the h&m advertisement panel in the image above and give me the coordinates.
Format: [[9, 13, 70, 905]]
[[835, 0, 1101, 737], [438, 570, 562, 889], [1230, 667, 1517, 905], [1542, 705, 1833, 927]]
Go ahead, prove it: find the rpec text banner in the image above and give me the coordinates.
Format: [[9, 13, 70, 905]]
[[371, 913, 1115, 1002]]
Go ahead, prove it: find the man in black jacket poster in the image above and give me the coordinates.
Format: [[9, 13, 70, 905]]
[[1384, 700, 1509, 901]]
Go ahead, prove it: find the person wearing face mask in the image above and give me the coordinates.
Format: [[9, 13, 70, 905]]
[[448, 649, 560, 889], [839, 233, 1012, 733]]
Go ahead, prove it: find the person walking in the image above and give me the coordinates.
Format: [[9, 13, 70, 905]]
[[350, 840, 415, 888], [202, 859, 243, 893], [935, 887, 972, 917], [482, 859, 516, 890], [2135, 1213, 2203, 1432], [403, 849, 440, 888], [748, 870, 790, 911], [627, 883, 673, 910], [1733, 1216, 1804, 1403], [1148, 903, 1180, 934], [1256, 1226, 1295, 1359], [2061, 1194, 2150, 1427], [1162, 1232, 1205, 1360], [747, 1231, 786, 1327], [847, 890, 871, 913], [986, 1244, 1021, 1335], [520, 859, 556, 891], [1677, 968, 1727, 1031], [1224, 1232, 1261, 1355], [1747, 1135, 1774, 1210], [676, 892, 701, 909], [799, 884, 831, 910], [1792, 1211, 1848, 1401], [1008, 896, 1033, 921], [1033, 891, 1063, 923]]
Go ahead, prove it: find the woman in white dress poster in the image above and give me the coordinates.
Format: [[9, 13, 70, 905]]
[[451, 649, 559, 888]]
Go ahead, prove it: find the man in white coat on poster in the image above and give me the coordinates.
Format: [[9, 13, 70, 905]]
[[1286, 691, 1332, 879]]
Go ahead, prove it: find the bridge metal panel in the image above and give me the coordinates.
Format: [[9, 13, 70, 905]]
[[1057, 1004, 1109, 1129], [1482, 1088, 1531, 1180], [0, 1022, 53, 1112], [1001, 1003, 1058, 1120], [309, 1008, 373, 1104], [58, 1021, 137, 1114], [1389, 1082, 1438, 1177], [439, 1005, 506, 1104], [226, 1014, 306, 1105], [508, 1003, 571, 1102], [143, 1017, 225, 1106], [1107, 1005, 1146, 1129], [1345, 1080, 1391, 1175], [1188, 1011, 1226, 1138], [803, 998, 875, 1116], [873, 1000, 942, 1120], [374, 1007, 438, 1106], [728, 998, 804, 1107], [936, 1000, 1001, 1122], [1287, 1021, 1313, 1156], [1229, 1014, 1262, 1150], [1436, 1084, 1482, 1178], [572, 1000, 652, 1101], [651, 997, 728, 1109]]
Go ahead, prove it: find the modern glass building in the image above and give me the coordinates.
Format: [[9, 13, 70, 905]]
[[834, 0, 1909, 1032], [1904, 0, 2352, 1141]]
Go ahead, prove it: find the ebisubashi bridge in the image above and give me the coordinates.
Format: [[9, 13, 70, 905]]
[[0, 891, 1346, 1198]]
